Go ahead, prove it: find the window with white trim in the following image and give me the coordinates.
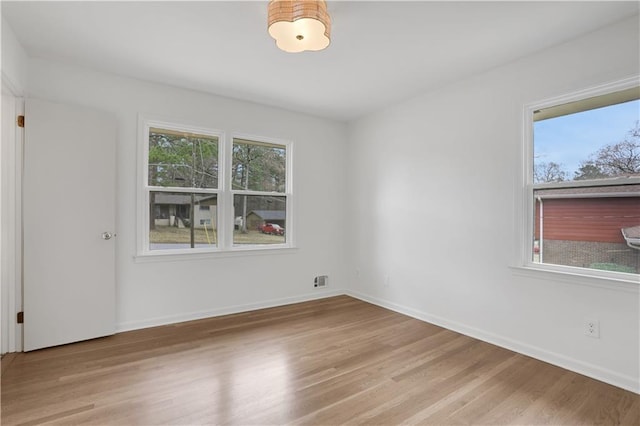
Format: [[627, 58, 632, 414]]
[[140, 119, 293, 255], [525, 82, 640, 278]]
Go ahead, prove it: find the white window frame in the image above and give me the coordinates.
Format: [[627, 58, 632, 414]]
[[136, 116, 295, 260], [517, 76, 640, 287]]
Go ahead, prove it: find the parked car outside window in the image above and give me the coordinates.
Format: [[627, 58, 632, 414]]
[[259, 223, 285, 235]]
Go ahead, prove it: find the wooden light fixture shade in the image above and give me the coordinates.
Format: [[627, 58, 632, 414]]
[[268, 0, 331, 53]]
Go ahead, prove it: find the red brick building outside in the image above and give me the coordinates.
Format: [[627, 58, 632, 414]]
[[534, 183, 640, 273]]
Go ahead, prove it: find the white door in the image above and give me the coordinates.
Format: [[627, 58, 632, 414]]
[[23, 98, 116, 351]]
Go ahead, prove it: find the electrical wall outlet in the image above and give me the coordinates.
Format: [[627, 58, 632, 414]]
[[585, 319, 600, 338]]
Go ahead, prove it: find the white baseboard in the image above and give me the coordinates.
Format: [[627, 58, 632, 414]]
[[346, 290, 640, 395], [116, 288, 344, 333]]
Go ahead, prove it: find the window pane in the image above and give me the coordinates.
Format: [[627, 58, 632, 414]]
[[149, 191, 217, 250], [533, 194, 639, 273], [233, 195, 286, 245], [532, 93, 640, 274], [149, 128, 218, 189], [232, 139, 286, 192], [533, 98, 639, 183]]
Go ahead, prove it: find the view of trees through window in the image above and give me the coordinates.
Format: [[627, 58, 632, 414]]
[[534, 101, 639, 183], [232, 139, 286, 192], [232, 139, 287, 245], [148, 127, 218, 188], [145, 128, 290, 251], [147, 128, 219, 250], [532, 95, 639, 275]]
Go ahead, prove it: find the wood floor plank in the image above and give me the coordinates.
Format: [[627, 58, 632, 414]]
[[1, 296, 638, 425], [1, 353, 19, 376], [474, 361, 569, 424]]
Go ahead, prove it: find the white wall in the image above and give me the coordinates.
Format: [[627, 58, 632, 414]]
[[1, 17, 28, 94], [347, 16, 640, 393], [26, 58, 348, 331]]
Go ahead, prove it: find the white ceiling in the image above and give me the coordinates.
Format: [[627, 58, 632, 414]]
[[2, 1, 638, 122]]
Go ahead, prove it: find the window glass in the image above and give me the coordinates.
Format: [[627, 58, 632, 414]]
[[141, 121, 292, 255], [233, 195, 286, 245], [232, 139, 286, 192], [149, 191, 218, 250], [532, 94, 639, 274], [148, 128, 218, 189]]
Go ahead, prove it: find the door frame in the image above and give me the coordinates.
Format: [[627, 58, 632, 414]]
[[1, 76, 24, 354]]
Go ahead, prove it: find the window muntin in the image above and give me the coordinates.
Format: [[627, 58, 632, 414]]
[[530, 88, 639, 276], [141, 120, 292, 256]]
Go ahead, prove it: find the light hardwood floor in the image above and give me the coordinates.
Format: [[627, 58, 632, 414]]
[[1, 296, 638, 425]]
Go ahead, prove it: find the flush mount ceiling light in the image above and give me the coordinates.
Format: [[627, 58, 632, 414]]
[[268, 0, 331, 53]]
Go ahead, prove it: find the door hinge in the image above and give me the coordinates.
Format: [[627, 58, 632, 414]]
[[17, 115, 25, 128], [17, 312, 24, 324]]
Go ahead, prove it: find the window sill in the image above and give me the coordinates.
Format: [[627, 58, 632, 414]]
[[510, 264, 639, 293], [134, 245, 298, 263]]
